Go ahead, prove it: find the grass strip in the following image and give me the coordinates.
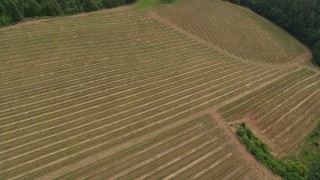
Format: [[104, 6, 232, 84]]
[[236, 123, 308, 179]]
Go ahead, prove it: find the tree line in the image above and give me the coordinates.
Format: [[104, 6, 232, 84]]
[[227, 0, 320, 66], [0, 0, 136, 27]]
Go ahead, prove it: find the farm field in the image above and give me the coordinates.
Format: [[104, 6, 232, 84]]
[[0, 0, 319, 179], [219, 69, 320, 155], [50, 114, 268, 179], [151, 0, 307, 64], [0, 8, 285, 179]]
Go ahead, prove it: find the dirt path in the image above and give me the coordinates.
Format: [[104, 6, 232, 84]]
[[209, 109, 280, 180], [245, 113, 278, 154]]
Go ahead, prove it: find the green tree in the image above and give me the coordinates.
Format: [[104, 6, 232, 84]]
[[0, 0, 135, 26], [83, 0, 103, 12], [23, 0, 41, 17], [42, 0, 62, 16], [313, 40, 320, 65], [0, 0, 23, 22], [60, 0, 83, 14]]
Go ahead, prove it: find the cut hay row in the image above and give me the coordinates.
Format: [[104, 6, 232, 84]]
[[0, 65, 280, 178], [219, 68, 313, 116], [0, 62, 262, 130], [0, 61, 232, 116], [254, 75, 320, 121], [0, 7, 287, 179], [0, 70, 280, 179], [0, 56, 228, 107], [0, 11, 144, 48], [0, 52, 228, 103], [270, 94, 320, 140], [0, 65, 262, 152], [152, 0, 306, 64], [259, 85, 320, 130], [51, 115, 258, 180], [0, 38, 198, 81], [219, 70, 320, 153], [0, 46, 212, 87], [0, 63, 258, 145], [0, 66, 278, 163], [271, 93, 320, 152], [0, 38, 204, 81]]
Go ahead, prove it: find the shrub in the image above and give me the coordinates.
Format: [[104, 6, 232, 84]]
[[236, 123, 308, 179]]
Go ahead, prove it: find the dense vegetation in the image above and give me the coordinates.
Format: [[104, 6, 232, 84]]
[[0, 0, 136, 27], [227, 0, 320, 66], [237, 123, 308, 179], [293, 123, 320, 179]]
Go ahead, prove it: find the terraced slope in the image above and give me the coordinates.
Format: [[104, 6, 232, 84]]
[[219, 69, 320, 155], [0, 9, 283, 179], [152, 0, 307, 64]]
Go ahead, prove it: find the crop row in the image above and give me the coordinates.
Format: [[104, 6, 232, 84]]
[[253, 75, 320, 121], [258, 83, 319, 130], [0, 60, 258, 131], [0, 64, 280, 178], [273, 93, 320, 153], [0, 62, 256, 148], [0, 54, 229, 107], [219, 69, 320, 153], [152, 0, 304, 63], [0, 8, 284, 179], [54, 115, 255, 180], [219, 68, 314, 120], [0, 65, 272, 163]]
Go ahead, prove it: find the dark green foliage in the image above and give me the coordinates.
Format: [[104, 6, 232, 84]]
[[23, 0, 41, 17], [41, 0, 63, 16], [0, 15, 12, 26], [0, 0, 136, 27], [83, 0, 103, 12], [313, 40, 320, 65], [0, 0, 24, 22], [227, 0, 320, 66], [0, 1, 7, 15], [298, 123, 320, 180], [0, 1, 13, 25], [236, 123, 309, 179], [60, 0, 83, 14]]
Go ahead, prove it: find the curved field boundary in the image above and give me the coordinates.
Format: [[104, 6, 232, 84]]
[[0, 8, 287, 179], [219, 69, 320, 155], [150, 0, 308, 65]]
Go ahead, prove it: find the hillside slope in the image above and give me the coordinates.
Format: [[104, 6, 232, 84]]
[[152, 0, 309, 64], [0, 1, 319, 179], [0, 8, 279, 179]]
